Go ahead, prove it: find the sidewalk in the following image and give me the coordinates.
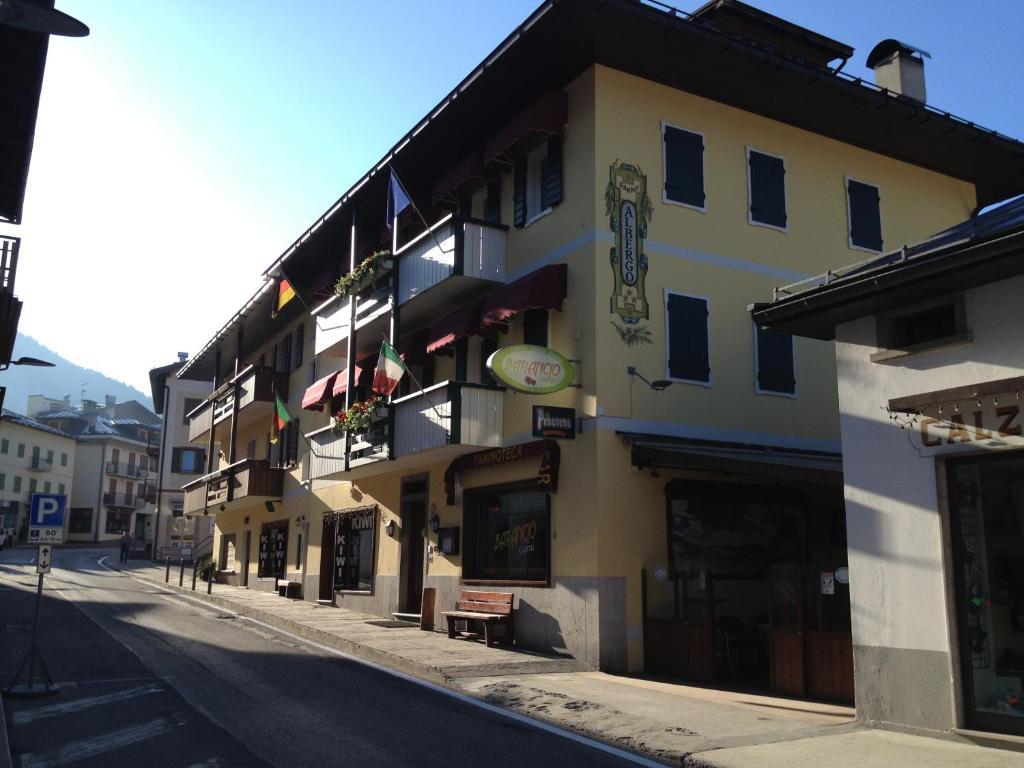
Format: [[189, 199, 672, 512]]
[[112, 559, 1023, 767]]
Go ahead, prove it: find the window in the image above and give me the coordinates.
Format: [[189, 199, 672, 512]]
[[1, 439, 7, 454], [873, 296, 967, 361], [522, 308, 549, 347], [69, 507, 93, 533], [171, 447, 206, 474], [258, 520, 289, 579], [28, 478, 37, 496], [60, 452, 68, 467], [755, 323, 796, 396], [46, 449, 53, 463], [285, 419, 301, 466], [43, 481, 51, 494], [106, 510, 131, 534], [31, 446, 39, 463], [17, 443, 24, 458], [277, 333, 292, 374], [748, 149, 787, 229], [464, 486, 550, 583], [666, 291, 710, 384], [13, 476, 21, 493], [182, 398, 202, 425], [513, 136, 563, 228], [58, 483, 65, 495], [293, 323, 304, 370], [111, 448, 120, 467], [307, 358, 318, 387], [847, 178, 882, 251], [483, 178, 502, 224], [663, 124, 705, 209], [140, 455, 149, 473], [0, 474, 4, 490], [246, 439, 256, 459], [333, 510, 376, 591]]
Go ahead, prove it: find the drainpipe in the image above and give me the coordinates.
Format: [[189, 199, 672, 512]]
[[93, 446, 104, 543], [151, 382, 172, 560]]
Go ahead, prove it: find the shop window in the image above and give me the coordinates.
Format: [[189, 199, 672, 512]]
[[513, 136, 563, 228], [463, 486, 550, 584], [171, 447, 206, 474], [69, 507, 92, 533], [663, 124, 705, 209], [755, 323, 796, 395], [666, 291, 710, 384], [522, 308, 548, 347], [874, 296, 966, 360], [846, 178, 882, 252], [334, 510, 376, 591], [258, 520, 288, 579], [748, 149, 787, 229], [106, 510, 131, 534]]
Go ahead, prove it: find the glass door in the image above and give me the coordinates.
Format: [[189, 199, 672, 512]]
[[950, 454, 1024, 735]]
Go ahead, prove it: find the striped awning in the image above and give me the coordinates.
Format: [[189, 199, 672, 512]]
[[480, 263, 567, 328], [302, 370, 340, 411], [426, 301, 483, 354], [332, 366, 367, 398]]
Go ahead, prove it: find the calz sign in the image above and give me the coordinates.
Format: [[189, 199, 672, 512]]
[[532, 406, 576, 440], [28, 494, 67, 545]]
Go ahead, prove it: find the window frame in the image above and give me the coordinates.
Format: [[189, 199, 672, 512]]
[[661, 120, 707, 213], [746, 146, 789, 233], [461, 481, 552, 587], [845, 175, 883, 254], [524, 141, 553, 228], [752, 322, 798, 399], [664, 288, 713, 388], [870, 294, 970, 363]]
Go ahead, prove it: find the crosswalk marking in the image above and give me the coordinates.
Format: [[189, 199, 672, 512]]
[[13, 683, 164, 724], [19, 717, 177, 768]]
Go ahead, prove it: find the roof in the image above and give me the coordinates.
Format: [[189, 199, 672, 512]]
[[1, 408, 73, 439], [33, 406, 160, 443], [182, 0, 1024, 380], [751, 195, 1024, 339]]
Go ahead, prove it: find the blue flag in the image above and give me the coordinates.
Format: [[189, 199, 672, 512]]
[[386, 169, 412, 229]]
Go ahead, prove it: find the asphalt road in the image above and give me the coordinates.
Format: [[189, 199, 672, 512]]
[[1, 547, 638, 768]]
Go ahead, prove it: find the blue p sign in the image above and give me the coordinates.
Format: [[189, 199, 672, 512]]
[[30, 494, 67, 528]]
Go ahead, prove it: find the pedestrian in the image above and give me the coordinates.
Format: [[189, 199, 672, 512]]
[[119, 530, 132, 562], [0, 528, 8, 550]]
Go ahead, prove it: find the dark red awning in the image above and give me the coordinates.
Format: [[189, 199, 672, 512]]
[[302, 370, 340, 411], [431, 150, 485, 206], [397, 328, 432, 368], [426, 301, 483, 354], [479, 263, 567, 328], [484, 91, 567, 166], [331, 366, 366, 398]]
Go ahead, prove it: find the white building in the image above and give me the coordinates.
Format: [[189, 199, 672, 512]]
[[148, 355, 213, 556], [753, 198, 1024, 740], [0, 409, 76, 541]]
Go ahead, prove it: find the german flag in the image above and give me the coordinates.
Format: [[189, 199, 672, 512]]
[[269, 395, 292, 444], [271, 277, 296, 319]]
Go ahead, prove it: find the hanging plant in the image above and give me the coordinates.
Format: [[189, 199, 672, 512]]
[[333, 249, 393, 298], [332, 395, 385, 436]]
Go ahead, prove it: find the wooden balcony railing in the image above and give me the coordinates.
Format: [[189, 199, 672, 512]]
[[181, 458, 284, 515], [187, 364, 289, 445]]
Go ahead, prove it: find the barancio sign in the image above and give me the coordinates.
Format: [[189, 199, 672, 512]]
[[486, 345, 575, 395]]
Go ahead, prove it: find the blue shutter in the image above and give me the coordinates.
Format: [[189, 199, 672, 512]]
[[540, 135, 563, 209], [513, 158, 527, 228], [756, 324, 795, 394], [848, 180, 882, 251], [664, 126, 705, 208], [667, 293, 710, 382], [749, 151, 787, 228]]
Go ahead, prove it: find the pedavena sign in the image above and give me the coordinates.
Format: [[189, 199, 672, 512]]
[[486, 345, 575, 395]]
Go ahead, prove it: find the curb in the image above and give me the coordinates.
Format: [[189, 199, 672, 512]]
[[0, 688, 12, 768]]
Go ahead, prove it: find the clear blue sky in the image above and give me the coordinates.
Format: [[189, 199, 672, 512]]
[[3, 0, 1022, 391]]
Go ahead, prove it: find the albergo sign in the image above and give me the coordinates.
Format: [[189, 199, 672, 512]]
[[486, 345, 575, 395]]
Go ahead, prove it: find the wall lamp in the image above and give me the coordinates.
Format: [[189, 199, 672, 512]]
[[385, 519, 397, 538], [265, 500, 275, 513], [627, 366, 673, 392], [429, 513, 441, 535]]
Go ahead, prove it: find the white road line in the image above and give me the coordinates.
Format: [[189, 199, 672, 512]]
[[19, 717, 176, 768], [99, 556, 668, 768], [13, 683, 164, 725]]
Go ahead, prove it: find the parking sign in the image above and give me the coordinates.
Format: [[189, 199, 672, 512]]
[[29, 494, 66, 545]]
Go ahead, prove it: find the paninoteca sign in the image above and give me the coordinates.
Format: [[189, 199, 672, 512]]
[[486, 345, 575, 395]]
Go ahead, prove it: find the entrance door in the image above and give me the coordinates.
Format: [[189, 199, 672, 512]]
[[950, 454, 1024, 736], [769, 564, 806, 698], [134, 514, 146, 543], [318, 516, 337, 601], [400, 478, 428, 613]]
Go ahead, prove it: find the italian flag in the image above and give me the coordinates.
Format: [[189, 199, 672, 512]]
[[371, 339, 406, 397], [270, 394, 292, 444]]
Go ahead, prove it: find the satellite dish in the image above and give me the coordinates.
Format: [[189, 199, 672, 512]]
[[0, 0, 89, 37]]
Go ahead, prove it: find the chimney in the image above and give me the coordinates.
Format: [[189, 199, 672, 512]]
[[63, 395, 71, 407], [178, 352, 188, 363], [82, 399, 98, 428], [867, 39, 930, 103], [105, 395, 116, 408]]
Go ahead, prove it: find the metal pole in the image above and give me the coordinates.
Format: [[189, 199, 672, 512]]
[[207, 558, 213, 594], [165, 556, 170, 582], [26, 573, 42, 684], [191, 560, 198, 590], [178, 557, 185, 587]]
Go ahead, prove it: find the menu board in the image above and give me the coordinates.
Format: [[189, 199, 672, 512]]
[[258, 520, 289, 579], [334, 509, 375, 591]]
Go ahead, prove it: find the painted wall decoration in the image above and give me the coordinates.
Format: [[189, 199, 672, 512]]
[[606, 160, 654, 346]]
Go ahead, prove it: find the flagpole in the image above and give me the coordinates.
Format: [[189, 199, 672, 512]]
[[389, 166, 454, 255], [377, 333, 448, 427]]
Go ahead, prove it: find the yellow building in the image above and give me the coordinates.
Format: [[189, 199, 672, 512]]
[[176, 1, 1024, 703]]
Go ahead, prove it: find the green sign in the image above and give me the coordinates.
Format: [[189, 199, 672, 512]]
[[486, 345, 575, 395]]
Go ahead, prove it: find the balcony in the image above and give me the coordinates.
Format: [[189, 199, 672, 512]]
[[29, 457, 53, 472], [106, 462, 147, 479], [142, 484, 157, 504], [146, 433, 161, 458], [307, 381, 503, 481], [0, 236, 21, 365], [313, 215, 506, 360], [104, 492, 145, 510], [182, 458, 284, 516], [187, 364, 289, 446]]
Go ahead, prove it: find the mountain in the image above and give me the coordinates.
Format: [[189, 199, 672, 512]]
[[1, 333, 153, 415]]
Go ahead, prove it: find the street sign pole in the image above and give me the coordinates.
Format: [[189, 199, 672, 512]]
[[5, 545, 59, 697]]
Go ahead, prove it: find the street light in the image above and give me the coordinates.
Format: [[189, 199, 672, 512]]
[[626, 366, 673, 392], [0, 356, 55, 372]]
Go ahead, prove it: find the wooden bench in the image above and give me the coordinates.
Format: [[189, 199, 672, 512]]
[[277, 579, 302, 599], [442, 590, 515, 647]]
